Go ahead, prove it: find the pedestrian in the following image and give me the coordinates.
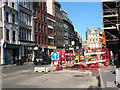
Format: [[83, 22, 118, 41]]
[[15, 56, 19, 65], [10, 56, 13, 67]]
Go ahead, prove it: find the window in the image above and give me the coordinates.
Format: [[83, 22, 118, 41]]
[[34, 9, 36, 17], [43, 2, 45, 10], [13, 31, 15, 41], [39, 35, 40, 44], [6, 12, 9, 22], [29, 16, 31, 25], [28, 2, 30, 9], [12, 2, 14, 8], [45, 37, 47, 45], [6, 29, 9, 40], [29, 30, 31, 41], [41, 12, 43, 20], [38, 23, 40, 31], [35, 35, 37, 44], [44, 26, 46, 33], [38, 11, 40, 18], [35, 22, 37, 31], [55, 4, 60, 10], [44, 14, 46, 21], [41, 24, 43, 32], [22, 29, 24, 40], [6, 1, 8, 5], [42, 36, 43, 44], [25, 30, 26, 40], [41, 2, 42, 9], [12, 14, 15, 24]]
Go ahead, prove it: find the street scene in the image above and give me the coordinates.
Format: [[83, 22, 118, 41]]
[[0, 0, 120, 90]]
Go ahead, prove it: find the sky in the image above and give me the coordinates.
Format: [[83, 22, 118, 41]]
[[59, 2, 102, 40]]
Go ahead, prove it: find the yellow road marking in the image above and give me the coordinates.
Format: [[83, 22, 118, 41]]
[[104, 70, 111, 72], [17, 83, 33, 85], [0, 72, 7, 77]]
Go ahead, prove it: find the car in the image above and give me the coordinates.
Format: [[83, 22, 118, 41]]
[[33, 53, 51, 65]]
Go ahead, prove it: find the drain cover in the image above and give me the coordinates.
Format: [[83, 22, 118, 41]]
[[74, 75, 84, 77]]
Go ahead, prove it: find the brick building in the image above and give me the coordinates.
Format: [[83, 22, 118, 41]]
[[33, 1, 48, 55]]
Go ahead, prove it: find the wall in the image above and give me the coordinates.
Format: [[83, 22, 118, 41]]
[[0, 7, 2, 21], [0, 28, 3, 40]]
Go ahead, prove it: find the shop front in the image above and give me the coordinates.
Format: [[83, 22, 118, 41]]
[[3, 43, 20, 64]]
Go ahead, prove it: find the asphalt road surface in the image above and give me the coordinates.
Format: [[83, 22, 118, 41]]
[[2, 62, 98, 89]]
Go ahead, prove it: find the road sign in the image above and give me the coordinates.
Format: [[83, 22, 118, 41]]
[[61, 49, 65, 59], [51, 52, 59, 60], [76, 46, 79, 49]]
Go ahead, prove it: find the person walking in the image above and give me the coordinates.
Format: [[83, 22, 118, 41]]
[[10, 56, 13, 67], [15, 56, 19, 65]]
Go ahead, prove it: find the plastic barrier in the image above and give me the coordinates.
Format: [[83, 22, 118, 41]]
[[56, 66, 62, 71], [59, 48, 110, 70]]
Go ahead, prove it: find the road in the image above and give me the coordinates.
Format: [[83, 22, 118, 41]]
[[2, 62, 98, 89]]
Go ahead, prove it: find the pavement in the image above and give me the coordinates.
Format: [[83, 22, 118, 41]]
[[99, 66, 120, 90], [1, 62, 98, 89]]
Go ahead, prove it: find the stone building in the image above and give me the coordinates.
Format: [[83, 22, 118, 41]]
[[82, 40, 88, 50], [0, 1, 34, 64], [0, 1, 19, 64], [33, 1, 48, 55], [86, 28, 103, 49], [19, 1, 34, 62]]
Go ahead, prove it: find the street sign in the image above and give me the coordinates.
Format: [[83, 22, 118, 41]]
[[76, 46, 79, 49], [42, 46, 44, 52], [51, 52, 59, 60], [61, 49, 65, 59]]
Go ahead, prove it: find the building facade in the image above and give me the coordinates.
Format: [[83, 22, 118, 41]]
[[82, 40, 88, 50], [62, 10, 74, 47], [0, 1, 19, 64], [74, 31, 82, 49], [46, 0, 56, 54], [33, 1, 48, 55], [86, 28, 103, 49], [0, 1, 34, 64], [19, 1, 34, 62], [54, 2, 64, 49], [102, 0, 120, 67]]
